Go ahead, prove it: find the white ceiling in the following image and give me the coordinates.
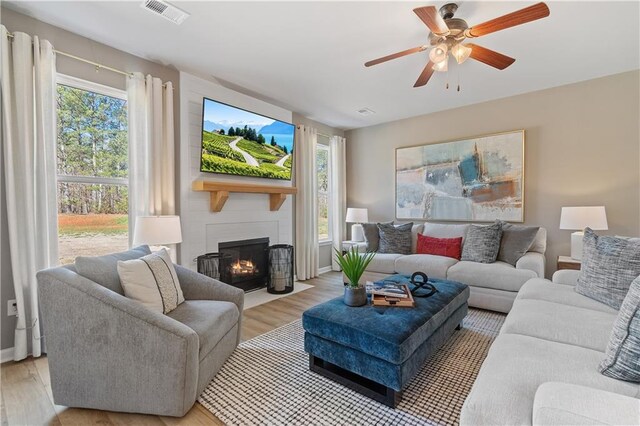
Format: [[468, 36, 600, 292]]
[[5, 1, 639, 130]]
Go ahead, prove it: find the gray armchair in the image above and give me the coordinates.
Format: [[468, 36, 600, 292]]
[[37, 248, 244, 417]]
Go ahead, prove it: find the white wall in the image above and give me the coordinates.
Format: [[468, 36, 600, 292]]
[[178, 72, 294, 269]]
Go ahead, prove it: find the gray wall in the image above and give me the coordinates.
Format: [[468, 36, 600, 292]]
[[345, 71, 640, 278], [0, 8, 180, 351], [292, 113, 345, 270]]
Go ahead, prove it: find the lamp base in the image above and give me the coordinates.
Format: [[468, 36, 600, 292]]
[[351, 224, 365, 242], [570, 232, 584, 260]]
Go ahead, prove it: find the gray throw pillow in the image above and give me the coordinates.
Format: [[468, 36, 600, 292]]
[[378, 222, 413, 255], [461, 222, 503, 263], [75, 245, 152, 295], [577, 229, 640, 310], [362, 221, 393, 252], [598, 275, 640, 382], [497, 222, 540, 266]]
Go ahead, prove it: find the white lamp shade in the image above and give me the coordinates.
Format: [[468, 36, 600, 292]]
[[345, 208, 369, 223], [560, 206, 608, 230], [133, 216, 183, 246]]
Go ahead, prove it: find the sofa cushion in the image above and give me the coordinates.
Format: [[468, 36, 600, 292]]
[[517, 278, 618, 314], [460, 334, 640, 426], [577, 228, 640, 309], [364, 253, 403, 274], [533, 382, 640, 426], [447, 261, 535, 292], [168, 300, 239, 361], [75, 245, 151, 295], [599, 275, 640, 382], [378, 222, 413, 254], [362, 221, 392, 252], [410, 223, 424, 254], [497, 222, 540, 266], [394, 254, 458, 279], [501, 299, 617, 352], [118, 249, 185, 314], [423, 222, 469, 243], [461, 222, 503, 263], [416, 234, 462, 260], [529, 227, 547, 254]]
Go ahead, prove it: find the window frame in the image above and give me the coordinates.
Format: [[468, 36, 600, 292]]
[[316, 141, 332, 245], [55, 74, 129, 188]]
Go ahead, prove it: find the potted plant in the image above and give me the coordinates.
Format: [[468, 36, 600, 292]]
[[334, 247, 376, 307]]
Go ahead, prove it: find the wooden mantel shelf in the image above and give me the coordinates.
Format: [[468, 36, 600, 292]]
[[192, 180, 297, 212]]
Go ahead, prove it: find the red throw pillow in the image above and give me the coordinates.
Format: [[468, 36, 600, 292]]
[[416, 234, 463, 260]]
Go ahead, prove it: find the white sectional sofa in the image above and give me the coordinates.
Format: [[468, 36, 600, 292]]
[[461, 270, 640, 425], [354, 223, 547, 313]]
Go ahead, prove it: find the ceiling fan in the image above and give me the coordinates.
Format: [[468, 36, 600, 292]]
[[365, 2, 550, 88]]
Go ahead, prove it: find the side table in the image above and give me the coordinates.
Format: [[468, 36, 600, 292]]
[[557, 255, 581, 271]]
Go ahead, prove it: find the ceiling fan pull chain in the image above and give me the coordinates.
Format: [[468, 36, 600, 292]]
[[457, 62, 461, 92]]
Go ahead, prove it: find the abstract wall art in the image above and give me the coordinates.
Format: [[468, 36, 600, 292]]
[[396, 130, 524, 222]]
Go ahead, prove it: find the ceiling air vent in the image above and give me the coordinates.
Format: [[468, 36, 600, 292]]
[[141, 0, 190, 25], [357, 108, 375, 116]]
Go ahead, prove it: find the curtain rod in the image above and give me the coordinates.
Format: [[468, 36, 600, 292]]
[[295, 125, 332, 139], [7, 31, 172, 87], [6, 31, 133, 78]]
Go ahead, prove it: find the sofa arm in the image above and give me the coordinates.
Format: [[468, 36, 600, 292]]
[[37, 267, 199, 417], [516, 252, 545, 278], [533, 382, 640, 426], [175, 265, 244, 310], [175, 264, 244, 343], [552, 269, 581, 286]]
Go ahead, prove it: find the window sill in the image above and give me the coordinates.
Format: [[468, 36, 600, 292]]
[[319, 240, 334, 247]]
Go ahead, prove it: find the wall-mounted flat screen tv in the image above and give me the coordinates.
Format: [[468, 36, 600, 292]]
[[200, 97, 295, 180]]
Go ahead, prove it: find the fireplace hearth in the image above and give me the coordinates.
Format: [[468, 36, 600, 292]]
[[218, 237, 270, 292]]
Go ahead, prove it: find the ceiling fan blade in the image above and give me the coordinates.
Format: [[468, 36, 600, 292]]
[[414, 61, 435, 87], [466, 43, 515, 70], [413, 6, 449, 35], [365, 46, 427, 67], [467, 2, 550, 38]]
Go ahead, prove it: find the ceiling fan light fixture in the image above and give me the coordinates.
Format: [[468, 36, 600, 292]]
[[451, 43, 472, 64], [429, 43, 448, 63], [433, 57, 448, 72]]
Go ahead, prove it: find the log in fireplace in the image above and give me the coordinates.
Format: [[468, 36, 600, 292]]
[[218, 237, 270, 292]]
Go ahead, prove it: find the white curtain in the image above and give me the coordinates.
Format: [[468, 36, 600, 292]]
[[330, 136, 347, 271], [294, 125, 319, 280], [127, 73, 175, 243], [1, 26, 59, 361]]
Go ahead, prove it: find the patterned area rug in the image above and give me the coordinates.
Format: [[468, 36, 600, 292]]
[[199, 308, 505, 425]]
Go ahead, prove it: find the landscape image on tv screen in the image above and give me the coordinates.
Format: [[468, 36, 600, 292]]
[[200, 98, 295, 180]]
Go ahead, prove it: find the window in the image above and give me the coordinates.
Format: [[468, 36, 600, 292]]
[[317, 142, 331, 242], [56, 75, 129, 264]]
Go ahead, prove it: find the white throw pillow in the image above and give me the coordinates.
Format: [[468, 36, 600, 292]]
[[117, 249, 185, 314]]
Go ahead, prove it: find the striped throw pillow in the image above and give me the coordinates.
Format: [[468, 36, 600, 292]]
[[599, 275, 640, 382], [118, 249, 185, 314]]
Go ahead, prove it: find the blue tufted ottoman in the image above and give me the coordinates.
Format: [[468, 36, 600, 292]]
[[302, 275, 469, 407]]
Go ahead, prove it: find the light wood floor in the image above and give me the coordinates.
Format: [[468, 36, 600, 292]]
[[0, 272, 344, 426]]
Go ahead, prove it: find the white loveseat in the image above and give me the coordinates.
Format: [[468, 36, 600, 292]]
[[460, 270, 640, 425], [353, 223, 547, 313]]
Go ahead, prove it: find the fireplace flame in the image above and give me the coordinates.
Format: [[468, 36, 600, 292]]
[[231, 259, 257, 275]]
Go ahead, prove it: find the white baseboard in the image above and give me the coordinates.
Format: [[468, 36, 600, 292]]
[[1, 347, 14, 363], [318, 266, 333, 274]]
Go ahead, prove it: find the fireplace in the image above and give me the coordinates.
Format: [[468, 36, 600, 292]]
[[218, 237, 269, 292]]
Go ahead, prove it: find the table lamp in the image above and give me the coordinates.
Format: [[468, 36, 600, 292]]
[[560, 206, 608, 260], [346, 208, 368, 242], [133, 215, 183, 253]]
